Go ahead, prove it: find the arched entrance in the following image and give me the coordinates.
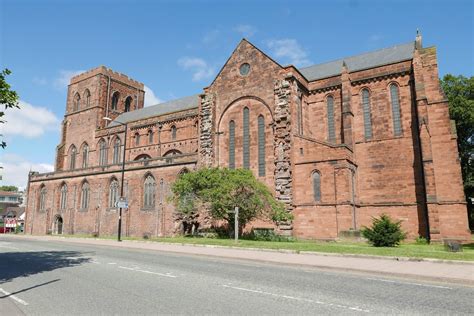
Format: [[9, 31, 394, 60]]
[[53, 215, 63, 235]]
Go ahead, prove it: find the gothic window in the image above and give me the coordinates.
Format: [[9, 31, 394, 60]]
[[73, 93, 80, 112], [229, 120, 235, 169], [135, 132, 140, 146], [81, 182, 90, 209], [109, 179, 119, 208], [39, 186, 47, 211], [125, 96, 132, 112], [69, 145, 77, 170], [243, 107, 250, 169], [82, 143, 89, 168], [258, 115, 265, 176], [148, 130, 153, 144], [143, 174, 156, 208], [361, 89, 373, 140], [134, 154, 151, 161], [312, 171, 321, 202], [99, 139, 108, 166], [113, 137, 121, 164], [171, 125, 177, 140], [84, 89, 91, 108], [60, 184, 68, 210], [111, 92, 120, 111], [327, 96, 336, 143], [390, 84, 403, 136], [163, 149, 182, 157]]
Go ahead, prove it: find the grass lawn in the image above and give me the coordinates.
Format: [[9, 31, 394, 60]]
[[53, 234, 474, 261]]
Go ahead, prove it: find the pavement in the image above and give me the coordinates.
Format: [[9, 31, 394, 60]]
[[1, 235, 473, 315], [4, 234, 474, 285]]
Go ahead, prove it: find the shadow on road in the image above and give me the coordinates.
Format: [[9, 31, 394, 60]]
[[0, 251, 91, 284]]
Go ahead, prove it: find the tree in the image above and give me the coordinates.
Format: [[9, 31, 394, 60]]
[[171, 168, 292, 236], [441, 75, 474, 228], [0, 185, 18, 192], [0, 68, 20, 148]]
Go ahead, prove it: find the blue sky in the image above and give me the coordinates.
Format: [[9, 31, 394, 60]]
[[1, 0, 473, 188]]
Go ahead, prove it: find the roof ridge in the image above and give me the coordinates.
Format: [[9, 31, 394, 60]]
[[299, 41, 414, 70]]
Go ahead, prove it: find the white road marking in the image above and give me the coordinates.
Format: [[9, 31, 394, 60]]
[[118, 266, 177, 278], [222, 284, 370, 313], [107, 262, 117, 265], [0, 288, 29, 306], [0, 244, 20, 250], [91, 261, 101, 264], [366, 278, 452, 289]]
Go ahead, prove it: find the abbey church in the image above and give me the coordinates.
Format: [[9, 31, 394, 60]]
[[25, 34, 470, 241]]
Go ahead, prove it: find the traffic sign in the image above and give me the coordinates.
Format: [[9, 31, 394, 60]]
[[116, 200, 129, 209]]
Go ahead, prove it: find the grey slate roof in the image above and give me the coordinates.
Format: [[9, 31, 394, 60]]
[[299, 42, 415, 81], [110, 94, 199, 126]]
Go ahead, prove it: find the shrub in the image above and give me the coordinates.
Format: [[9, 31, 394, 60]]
[[242, 228, 294, 242], [415, 236, 429, 245], [361, 214, 406, 247]]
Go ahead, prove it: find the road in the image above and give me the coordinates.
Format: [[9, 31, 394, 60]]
[[0, 236, 472, 315]]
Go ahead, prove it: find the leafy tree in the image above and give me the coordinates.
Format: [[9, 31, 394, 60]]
[[0, 68, 20, 148], [0, 185, 18, 192], [441, 75, 474, 228], [171, 168, 292, 236], [361, 214, 407, 247]]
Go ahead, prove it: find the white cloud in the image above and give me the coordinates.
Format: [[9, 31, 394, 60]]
[[0, 100, 60, 138], [178, 57, 215, 82], [266, 39, 311, 67], [202, 29, 220, 44], [0, 154, 54, 189], [53, 69, 85, 89], [144, 85, 163, 107], [233, 24, 257, 38], [32, 77, 48, 85]]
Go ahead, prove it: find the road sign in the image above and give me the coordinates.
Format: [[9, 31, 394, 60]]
[[116, 200, 129, 209]]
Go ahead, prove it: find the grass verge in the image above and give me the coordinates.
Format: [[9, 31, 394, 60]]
[[50, 234, 474, 261]]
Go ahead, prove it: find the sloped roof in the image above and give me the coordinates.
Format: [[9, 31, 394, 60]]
[[299, 42, 415, 81], [110, 94, 199, 127]]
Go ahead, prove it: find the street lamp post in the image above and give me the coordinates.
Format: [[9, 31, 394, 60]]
[[103, 116, 128, 242]]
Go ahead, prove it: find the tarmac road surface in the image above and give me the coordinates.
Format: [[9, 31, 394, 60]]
[[0, 236, 473, 315]]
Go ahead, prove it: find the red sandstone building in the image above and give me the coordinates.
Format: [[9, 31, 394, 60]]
[[25, 34, 470, 241]]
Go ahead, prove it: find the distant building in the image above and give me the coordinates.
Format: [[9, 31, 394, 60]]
[[0, 206, 25, 233], [0, 190, 23, 210], [25, 34, 470, 241]]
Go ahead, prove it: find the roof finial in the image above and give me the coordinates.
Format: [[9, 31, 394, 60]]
[[415, 28, 422, 50]]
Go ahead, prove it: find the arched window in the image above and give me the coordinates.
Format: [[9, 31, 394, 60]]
[[143, 174, 156, 208], [69, 145, 77, 170], [73, 93, 80, 112], [258, 115, 265, 176], [84, 89, 91, 108], [327, 96, 336, 143], [148, 130, 153, 144], [134, 154, 152, 161], [135, 132, 140, 146], [113, 137, 121, 164], [125, 96, 132, 112], [81, 182, 90, 209], [39, 186, 47, 211], [229, 120, 235, 169], [163, 149, 182, 157], [82, 143, 89, 168], [361, 89, 373, 140], [243, 107, 250, 169], [312, 172, 321, 202], [111, 92, 120, 111], [171, 125, 177, 140], [60, 184, 68, 210], [109, 179, 119, 208], [390, 84, 402, 136], [99, 139, 108, 166]]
